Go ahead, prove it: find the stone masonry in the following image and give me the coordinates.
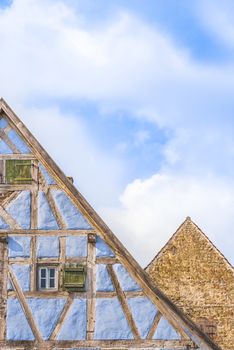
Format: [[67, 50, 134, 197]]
[[146, 218, 234, 350]]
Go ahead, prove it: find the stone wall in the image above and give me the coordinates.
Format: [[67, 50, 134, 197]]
[[146, 218, 234, 350]]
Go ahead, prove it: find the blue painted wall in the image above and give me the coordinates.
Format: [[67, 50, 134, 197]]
[[38, 191, 59, 230], [96, 236, 115, 257], [57, 298, 87, 340], [96, 264, 115, 292], [7, 298, 34, 340], [7, 129, 31, 153], [8, 236, 31, 258], [37, 236, 59, 258], [6, 191, 31, 229], [113, 264, 142, 292], [94, 298, 133, 340], [66, 235, 87, 257]]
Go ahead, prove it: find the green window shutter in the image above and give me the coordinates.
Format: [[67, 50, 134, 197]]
[[5, 160, 32, 184], [63, 264, 86, 292]]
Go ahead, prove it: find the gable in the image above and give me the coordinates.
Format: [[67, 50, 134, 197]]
[[146, 217, 234, 350], [0, 99, 221, 350]]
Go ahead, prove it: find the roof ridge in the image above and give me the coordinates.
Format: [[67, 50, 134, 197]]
[[145, 216, 234, 272]]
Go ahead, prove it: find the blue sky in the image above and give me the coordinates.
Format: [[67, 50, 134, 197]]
[[0, 0, 234, 265]]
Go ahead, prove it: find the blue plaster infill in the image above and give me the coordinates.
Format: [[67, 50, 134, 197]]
[[6, 191, 31, 229], [7, 129, 31, 153], [27, 298, 66, 340], [51, 190, 92, 230], [0, 139, 13, 154], [127, 297, 158, 339], [8, 236, 31, 258], [96, 236, 115, 258], [113, 264, 142, 292], [96, 264, 115, 292], [7, 298, 34, 340], [0, 117, 8, 129], [57, 298, 87, 340], [94, 298, 133, 340], [38, 191, 59, 230], [12, 264, 30, 291], [66, 236, 87, 257], [153, 317, 181, 340], [39, 163, 56, 185], [37, 236, 59, 258], [0, 216, 9, 229]]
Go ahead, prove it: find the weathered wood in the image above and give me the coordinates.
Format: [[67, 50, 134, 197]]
[[146, 311, 162, 340], [107, 265, 140, 340], [0, 129, 19, 153], [8, 267, 43, 342], [96, 257, 119, 264], [0, 339, 194, 349], [86, 238, 96, 340], [8, 291, 86, 298], [0, 206, 21, 229], [45, 188, 66, 230], [5, 229, 94, 236], [30, 159, 39, 230], [1, 191, 19, 208], [59, 236, 66, 264], [30, 236, 37, 291], [0, 238, 7, 340], [50, 296, 73, 340], [0, 154, 36, 160]]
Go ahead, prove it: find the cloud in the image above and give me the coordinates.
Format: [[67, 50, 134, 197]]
[[0, 0, 233, 266], [102, 173, 234, 266], [15, 104, 125, 206]]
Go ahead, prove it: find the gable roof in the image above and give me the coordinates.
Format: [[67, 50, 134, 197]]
[[146, 216, 234, 272], [0, 98, 221, 350]]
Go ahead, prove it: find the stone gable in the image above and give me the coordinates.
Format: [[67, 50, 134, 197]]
[[146, 217, 234, 350]]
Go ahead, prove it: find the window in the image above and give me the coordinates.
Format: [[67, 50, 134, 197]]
[[63, 264, 86, 292], [38, 266, 58, 290], [5, 159, 32, 184]]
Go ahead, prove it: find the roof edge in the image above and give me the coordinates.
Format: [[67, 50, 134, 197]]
[[0, 98, 221, 350]]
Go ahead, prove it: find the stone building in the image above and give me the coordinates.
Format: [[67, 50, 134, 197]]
[[0, 98, 222, 350], [146, 217, 234, 350]]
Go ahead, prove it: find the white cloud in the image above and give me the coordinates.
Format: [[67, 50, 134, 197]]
[[15, 104, 125, 207], [0, 0, 233, 266], [102, 173, 234, 266]]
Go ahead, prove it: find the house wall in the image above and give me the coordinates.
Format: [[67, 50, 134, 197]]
[[146, 218, 234, 350]]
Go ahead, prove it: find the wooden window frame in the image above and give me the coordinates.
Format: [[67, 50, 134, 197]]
[[38, 266, 58, 291]]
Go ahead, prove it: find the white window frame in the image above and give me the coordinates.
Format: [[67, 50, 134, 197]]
[[38, 266, 58, 291]]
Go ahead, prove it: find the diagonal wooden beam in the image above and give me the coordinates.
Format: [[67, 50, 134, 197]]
[[107, 265, 141, 340], [0, 129, 19, 153], [40, 170, 66, 230], [49, 296, 73, 340], [0, 205, 21, 229], [146, 311, 162, 339], [8, 267, 43, 342]]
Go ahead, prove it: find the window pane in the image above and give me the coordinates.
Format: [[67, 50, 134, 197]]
[[49, 278, 55, 288], [40, 268, 46, 278], [41, 278, 46, 288], [49, 268, 55, 278]]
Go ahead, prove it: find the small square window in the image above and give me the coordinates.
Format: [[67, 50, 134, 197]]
[[5, 160, 32, 184], [38, 266, 58, 291]]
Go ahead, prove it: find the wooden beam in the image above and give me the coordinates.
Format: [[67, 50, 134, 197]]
[[5, 229, 94, 236], [146, 311, 162, 340], [0, 339, 194, 349], [8, 267, 43, 342], [107, 265, 140, 340], [0, 154, 36, 160], [0, 129, 19, 153], [50, 296, 73, 340], [0, 238, 7, 340], [0, 206, 21, 229], [30, 236, 37, 291], [86, 238, 96, 340]]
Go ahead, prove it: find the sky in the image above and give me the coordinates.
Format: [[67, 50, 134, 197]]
[[0, 0, 234, 266]]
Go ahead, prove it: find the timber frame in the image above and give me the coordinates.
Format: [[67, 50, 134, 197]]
[[0, 98, 221, 350]]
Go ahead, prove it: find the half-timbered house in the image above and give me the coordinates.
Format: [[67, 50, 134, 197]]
[[0, 99, 221, 350]]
